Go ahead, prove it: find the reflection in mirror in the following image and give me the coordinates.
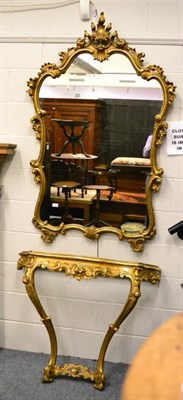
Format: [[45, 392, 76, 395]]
[[28, 12, 176, 250], [39, 55, 162, 231]]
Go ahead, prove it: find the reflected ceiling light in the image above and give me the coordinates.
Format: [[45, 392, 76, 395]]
[[119, 79, 136, 83], [69, 78, 85, 82]]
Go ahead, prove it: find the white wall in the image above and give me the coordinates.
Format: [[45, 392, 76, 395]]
[[0, 0, 182, 364]]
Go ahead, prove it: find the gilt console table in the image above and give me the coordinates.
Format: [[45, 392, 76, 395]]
[[17, 251, 161, 390]]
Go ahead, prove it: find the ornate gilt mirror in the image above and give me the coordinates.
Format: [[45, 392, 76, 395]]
[[27, 12, 176, 251]]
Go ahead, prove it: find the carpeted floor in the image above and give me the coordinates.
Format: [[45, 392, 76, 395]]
[[0, 348, 129, 400]]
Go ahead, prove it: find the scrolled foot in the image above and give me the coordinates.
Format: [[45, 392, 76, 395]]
[[42, 366, 54, 383], [93, 371, 105, 390]]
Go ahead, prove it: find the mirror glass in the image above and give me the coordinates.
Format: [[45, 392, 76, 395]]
[[28, 12, 175, 251]]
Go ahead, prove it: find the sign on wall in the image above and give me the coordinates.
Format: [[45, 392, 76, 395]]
[[167, 121, 183, 155]]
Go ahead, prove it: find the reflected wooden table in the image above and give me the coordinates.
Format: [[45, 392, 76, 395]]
[[52, 181, 81, 223], [50, 194, 93, 225], [17, 251, 161, 390], [121, 312, 183, 400], [51, 119, 91, 157], [84, 184, 113, 227]]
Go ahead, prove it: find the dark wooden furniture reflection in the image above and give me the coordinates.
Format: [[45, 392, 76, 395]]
[[41, 144, 97, 225], [51, 153, 98, 196], [40, 98, 104, 169], [52, 181, 81, 223], [91, 190, 148, 228], [122, 312, 183, 400], [40, 98, 162, 164], [52, 119, 91, 157], [84, 184, 113, 227], [50, 195, 92, 225], [40, 97, 156, 194], [108, 162, 151, 193], [43, 144, 149, 228]]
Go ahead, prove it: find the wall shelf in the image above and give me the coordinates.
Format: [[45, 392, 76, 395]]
[[0, 143, 17, 196], [0, 143, 17, 165]]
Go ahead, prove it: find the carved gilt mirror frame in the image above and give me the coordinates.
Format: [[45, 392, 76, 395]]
[[27, 12, 176, 251]]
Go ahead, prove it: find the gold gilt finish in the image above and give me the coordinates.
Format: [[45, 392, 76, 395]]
[[27, 12, 176, 251], [17, 251, 161, 390]]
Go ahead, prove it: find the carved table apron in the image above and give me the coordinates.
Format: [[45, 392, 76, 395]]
[[17, 251, 161, 390]]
